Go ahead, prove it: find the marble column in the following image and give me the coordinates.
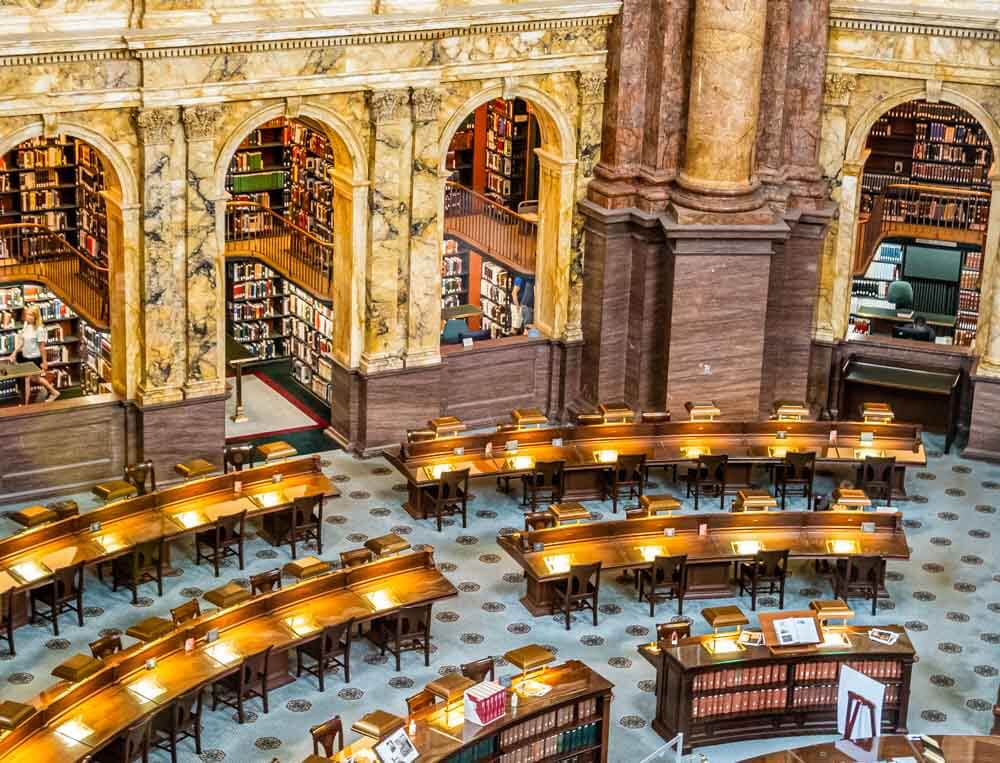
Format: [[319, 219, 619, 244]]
[[135, 108, 185, 405], [675, 0, 768, 202], [330, 167, 368, 371], [973, 175, 1000, 374], [361, 89, 411, 374], [405, 87, 443, 368], [102, 194, 142, 400], [182, 105, 226, 396], [536, 149, 577, 340], [827, 160, 864, 340], [755, 0, 790, 181]]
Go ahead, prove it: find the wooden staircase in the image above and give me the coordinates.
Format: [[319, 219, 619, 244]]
[[444, 181, 537, 273]]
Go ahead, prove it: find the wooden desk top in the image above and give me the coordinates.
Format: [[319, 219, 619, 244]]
[[325, 660, 613, 763], [737, 734, 1000, 762], [498, 512, 908, 582], [0, 551, 456, 762], [0, 458, 336, 595], [390, 420, 925, 486], [0, 361, 40, 381]]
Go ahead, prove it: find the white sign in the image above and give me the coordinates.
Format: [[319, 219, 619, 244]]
[[837, 664, 885, 741]]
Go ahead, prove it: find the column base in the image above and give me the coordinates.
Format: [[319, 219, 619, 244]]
[[184, 379, 227, 398], [136, 384, 185, 407], [404, 348, 442, 368], [359, 352, 404, 375], [964, 372, 1000, 462]]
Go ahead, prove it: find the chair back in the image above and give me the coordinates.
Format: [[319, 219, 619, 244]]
[[217, 510, 247, 545], [567, 562, 602, 595], [524, 512, 556, 532], [783, 451, 816, 481], [172, 685, 203, 732], [223, 444, 255, 473], [250, 568, 282, 595], [340, 548, 374, 568], [170, 598, 201, 626], [292, 495, 321, 530], [406, 689, 437, 715], [55, 562, 85, 600], [862, 456, 896, 483], [133, 537, 165, 572], [614, 454, 646, 485], [397, 603, 432, 638], [89, 634, 122, 659], [847, 555, 886, 586], [120, 717, 150, 763], [438, 468, 470, 499], [698, 455, 729, 481], [125, 460, 157, 495], [656, 621, 691, 642], [461, 657, 495, 683], [531, 461, 564, 490], [322, 619, 353, 656], [756, 549, 789, 578], [241, 644, 274, 690], [653, 555, 686, 587], [311, 715, 344, 756]]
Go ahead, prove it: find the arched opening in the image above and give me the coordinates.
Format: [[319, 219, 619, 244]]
[[0, 132, 123, 407], [439, 87, 573, 350], [848, 99, 994, 347], [218, 113, 362, 446]]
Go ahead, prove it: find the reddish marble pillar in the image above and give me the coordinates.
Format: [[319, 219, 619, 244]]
[[755, 0, 791, 181]]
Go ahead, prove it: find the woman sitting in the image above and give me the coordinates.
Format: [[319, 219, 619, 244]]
[[6, 305, 60, 404]]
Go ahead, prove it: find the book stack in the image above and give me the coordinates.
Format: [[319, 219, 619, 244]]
[[464, 681, 506, 726]]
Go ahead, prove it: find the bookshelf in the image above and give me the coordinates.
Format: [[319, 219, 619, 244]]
[[442, 237, 469, 311], [485, 98, 532, 209], [0, 136, 109, 266], [227, 117, 335, 240], [481, 259, 513, 337], [647, 627, 915, 753], [445, 113, 477, 189], [226, 258, 335, 406], [0, 282, 111, 402]]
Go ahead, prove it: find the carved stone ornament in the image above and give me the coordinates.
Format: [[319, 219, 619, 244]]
[[42, 113, 59, 139], [824, 73, 857, 105], [182, 106, 223, 141], [411, 88, 441, 122], [370, 89, 410, 124], [578, 71, 607, 104], [136, 108, 178, 146]]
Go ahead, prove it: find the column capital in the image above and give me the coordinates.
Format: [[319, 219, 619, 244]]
[[411, 88, 442, 123], [369, 89, 411, 124], [135, 108, 178, 146], [823, 73, 857, 107], [578, 70, 607, 105], [182, 105, 223, 142]]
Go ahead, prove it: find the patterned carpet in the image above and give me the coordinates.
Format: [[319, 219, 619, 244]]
[[1, 434, 998, 763]]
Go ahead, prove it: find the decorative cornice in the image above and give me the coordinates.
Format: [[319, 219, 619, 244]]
[[0, 48, 131, 67], [411, 88, 441, 123], [578, 70, 607, 105], [182, 105, 223, 141], [824, 72, 857, 105], [370, 89, 410, 124], [829, 16, 1000, 42], [135, 108, 178, 146]]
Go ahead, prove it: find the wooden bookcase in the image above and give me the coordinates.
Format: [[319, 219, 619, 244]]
[[648, 627, 915, 753], [0, 136, 109, 267], [480, 257, 514, 337], [442, 237, 470, 311], [485, 98, 532, 209]]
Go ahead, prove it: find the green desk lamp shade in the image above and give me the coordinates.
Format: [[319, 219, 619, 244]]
[[441, 318, 469, 343], [887, 280, 914, 310]]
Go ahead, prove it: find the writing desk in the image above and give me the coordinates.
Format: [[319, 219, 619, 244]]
[[497, 512, 908, 615], [738, 735, 1000, 762], [0, 458, 335, 625], [0, 551, 455, 762]]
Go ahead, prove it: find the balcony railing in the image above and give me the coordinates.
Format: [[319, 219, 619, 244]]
[[444, 182, 537, 273], [0, 224, 109, 329], [855, 182, 990, 277], [224, 201, 334, 302]]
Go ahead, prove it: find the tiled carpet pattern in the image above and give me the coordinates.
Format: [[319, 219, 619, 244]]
[[1, 435, 998, 762]]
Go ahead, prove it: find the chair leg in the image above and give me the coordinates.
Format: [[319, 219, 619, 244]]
[[649, 588, 655, 618], [871, 586, 877, 616], [51, 588, 59, 636], [290, 536, 297, 561], [318, 655, 325, 692], [592, 596, 598, 626], [77, 591, 84, 627], [213, 551, 220, 578], [779, 580, 785, 609], [238, 540, 245, 571], [424, 636, 430, 667], [751, 580, 757, 612], [677, 591, 684, 616], [169, 729, 177, 763]]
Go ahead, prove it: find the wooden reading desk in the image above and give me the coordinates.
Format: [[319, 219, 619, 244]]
[[388, 420, 926, 513], [0, 458, 335, 625], [738, 734, 1000, 762], [638, 624, 915, 752], [0, 551, 456, 762], [497, 512, 908, 615]]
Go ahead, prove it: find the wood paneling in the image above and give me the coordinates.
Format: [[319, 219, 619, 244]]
[[139, 394, 226, 481], [963, 372, 1000, 461]]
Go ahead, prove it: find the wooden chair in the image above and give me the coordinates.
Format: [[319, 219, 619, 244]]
[[250, 569, 282, 595], [91, 716, 150, 763], [111, 537, 166, 605], [195, 510, 246, 577], [738, 549, 789, 611], [89, 634, 123, 660], [29, 562, 85, 636], [638, 555, 687, 617], [656, 621, 691, 644], [992, 684, 999, 735], [211, 644, 273, 724], [602, 454, 646, 513], [369, 603, 433, 671], [833, 556, 887, 616], [125, 461, 157, 496], [285, 494, 323, 560], [687, 455, 728, 511], [524, 512, 556, 532], [552, 562, 601, 631], [777, 452, 816, 510], [856, 456, 896, 506], [170, 598, 201, 627], [461, 657, 495, 683], [340, 548, 374, 569], [151, 685, 203, 763], [422, 468, 470, 531], [223, 444, 255, 473], [521, 460, 565, 511], [310, 716, 344, 757], [0, 590, 14, 656], [406, 689, 437, 715], [297, 619, 353, 692]]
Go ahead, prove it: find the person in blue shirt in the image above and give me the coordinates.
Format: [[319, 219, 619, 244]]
[[512, 275, 534, 334]]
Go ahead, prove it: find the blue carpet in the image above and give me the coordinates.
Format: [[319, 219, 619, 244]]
[[1, 434, 998, 762]]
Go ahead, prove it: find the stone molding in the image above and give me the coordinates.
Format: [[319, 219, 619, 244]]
[[182, 105, 223, 141], [370, 89, 410, 124], [578, 70, 607, 105], [829, 16, 1000, 41], [135, 108, 178, 146], [411, 88, 441, 123]]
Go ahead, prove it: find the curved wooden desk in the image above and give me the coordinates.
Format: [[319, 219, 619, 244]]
[[738, 734, 1000, 762], [497, 511, 909, 614], [0, 551, 456, 762], [0, 457, 335, 624]]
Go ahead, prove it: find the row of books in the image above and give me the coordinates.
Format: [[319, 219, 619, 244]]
[[22, 211, 67, 230], [231, 320, 286, 342], [229, 151, 273, 172], [498, 699, 597, 749], [915, 121, 990, 146], [229, 171, 286, 194], [81, 322, 111, 385], [692, 664, 787, 693], [864, 261, 899, 282], [836, 660, 904, 680], [911, 161, 988, 186], [692, 688, 786, 719], [882, 198, 989, 227], [790, 683, 901, 709], [912, 141, 989, 165], [886, 102, 979, 123], [959, 269, 981, 290], [290, 320, 333, 357], [231, 300, 287, 321], [15, 146, 70, 169], [964, 251, 983, 270], [0, 287, 23, 310], [860, 172, 899, 194], [230, 261, 275, 282], [19, 189, 65, 210], [876, 243, 903, 264], [497, 723, 599, 763], [443, 737, 495, 763], [232, 278, 283, 300], [443, 253, 465, 275], [958, 290, 980, 312], [15, 168, 62, 190], [239, 338, 286, 360], [288, 286, 334, 337]]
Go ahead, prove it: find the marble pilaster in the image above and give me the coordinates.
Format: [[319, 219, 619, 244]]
[[405, 87, 443, 368], [827, 160, 864, 340], [182, 105, 226, 396], [135, 107, 185, 406], [755, 0, 790, 180], [330, 167, 368, 371], [536, 149, 578, 341], [972, 177, 1000, 375], [361, 89, 411, 374], [103, 195, 142, 400]]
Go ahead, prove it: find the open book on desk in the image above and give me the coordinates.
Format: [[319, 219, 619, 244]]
[[774, 616, 821, 646]]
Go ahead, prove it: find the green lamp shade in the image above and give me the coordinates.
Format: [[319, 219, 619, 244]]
[[887, 280, 913, 309]]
